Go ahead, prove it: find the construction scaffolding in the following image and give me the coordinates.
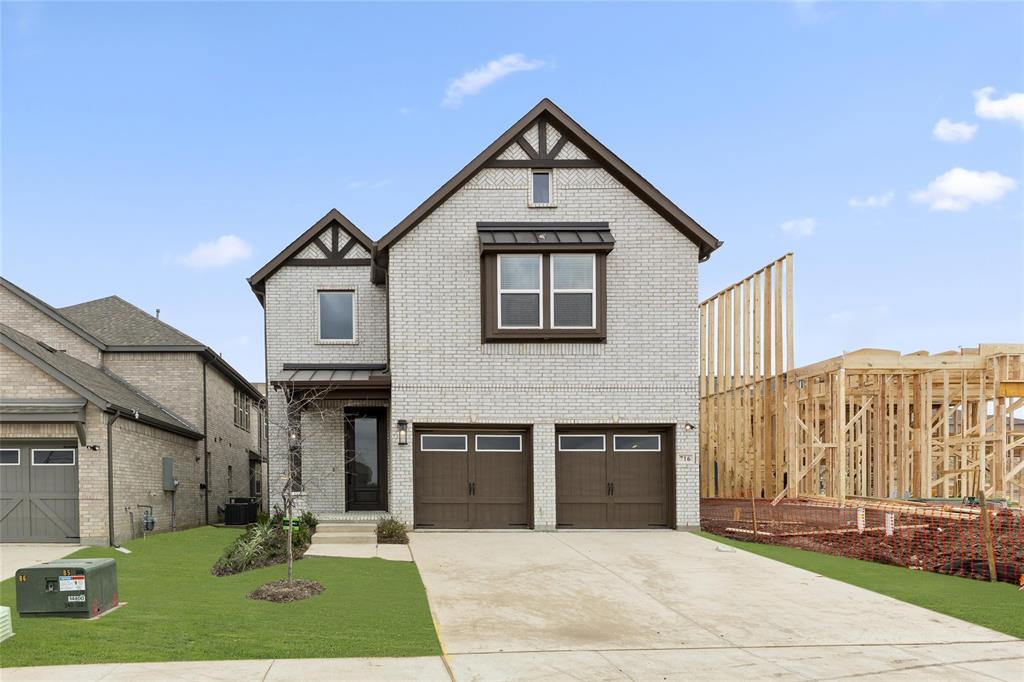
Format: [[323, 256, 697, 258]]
[[699, 255, 1024, 505]]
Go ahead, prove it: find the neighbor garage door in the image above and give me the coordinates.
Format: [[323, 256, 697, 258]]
[[556, 427, 672, 528], [0, 443, 80, 542], [414, 426, 531, 529]]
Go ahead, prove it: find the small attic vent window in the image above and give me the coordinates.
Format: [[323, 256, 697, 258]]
[[530, 170, 552, 206]]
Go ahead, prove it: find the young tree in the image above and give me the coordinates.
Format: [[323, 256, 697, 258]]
[[266, 384, 341, 586]]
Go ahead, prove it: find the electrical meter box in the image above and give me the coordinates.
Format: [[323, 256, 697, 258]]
[[15, 558, 118, 618]]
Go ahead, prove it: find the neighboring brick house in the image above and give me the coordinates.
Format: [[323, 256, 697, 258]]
[[0, 279, 264, 544], [250, 99, 721, 530]]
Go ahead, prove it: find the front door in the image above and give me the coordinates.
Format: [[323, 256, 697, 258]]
[[344, 408, 387, 511]]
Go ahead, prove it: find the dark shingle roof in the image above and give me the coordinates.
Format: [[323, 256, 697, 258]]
[[0, 323, 201, 438], [59, 296, 203, 348]]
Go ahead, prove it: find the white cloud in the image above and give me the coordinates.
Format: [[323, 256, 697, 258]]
[[910, 167, 1017, 212], [974, 87, 1024, 124], [932, 118, 977, 142], [849, 191, 895, 208], [180, 235, 252, 268], [442, 53, 547, 108], [780, 217, 816, 237]]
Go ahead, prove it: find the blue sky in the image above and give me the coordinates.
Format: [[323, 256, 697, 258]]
[[3, 1, 1022, 380]]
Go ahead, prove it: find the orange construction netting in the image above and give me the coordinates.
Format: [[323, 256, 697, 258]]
[[700, 497, 1024, 585]]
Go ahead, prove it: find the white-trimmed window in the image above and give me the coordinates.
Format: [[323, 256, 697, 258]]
[[613, 435, 662, 452], [529, 169, 554, 206], [497, 255, 542, 329], [420, 434, 468, 451], [475, 434, 523, 452], [31, 449, 76, 466], [0, 449, 19, 466], [557, 434, 606, 451], [318, 290, 356, 342], [551, 254, 595, 329], [233, 388, 251, 431]]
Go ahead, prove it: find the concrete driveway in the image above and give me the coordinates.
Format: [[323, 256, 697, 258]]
[[410, 531, 1023, 681], [1, 543, 82, 580]]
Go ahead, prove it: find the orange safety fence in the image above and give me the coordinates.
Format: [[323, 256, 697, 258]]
[[700, 497, 1024, 585]]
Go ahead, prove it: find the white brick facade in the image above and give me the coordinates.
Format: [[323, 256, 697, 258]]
[[258, 114, 705, 530]]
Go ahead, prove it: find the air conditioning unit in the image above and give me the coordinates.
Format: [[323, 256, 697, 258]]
[[15, 559, 118, 619]]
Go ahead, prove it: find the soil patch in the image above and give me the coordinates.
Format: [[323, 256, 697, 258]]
[[248, 579, 325, 603]]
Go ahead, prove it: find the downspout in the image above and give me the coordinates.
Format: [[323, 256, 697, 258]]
[[106, 411, 120, 547], [202, 357, 210, 525]]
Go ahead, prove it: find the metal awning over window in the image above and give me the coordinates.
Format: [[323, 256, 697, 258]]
[[477, 222, 614, 253], [271, 364, 391, 398]]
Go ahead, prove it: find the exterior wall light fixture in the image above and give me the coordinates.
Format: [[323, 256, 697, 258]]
[[397, 420, 409, 445]]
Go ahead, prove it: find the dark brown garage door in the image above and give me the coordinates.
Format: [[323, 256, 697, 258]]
[[556, 427, 672, 528], [1, 442, 80, 542], [414, 426, 531, 529]]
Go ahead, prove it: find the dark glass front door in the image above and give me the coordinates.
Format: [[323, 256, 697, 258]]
[[345, 408, 387, 511]]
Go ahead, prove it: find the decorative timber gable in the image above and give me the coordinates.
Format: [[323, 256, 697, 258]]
[[487, 117, 598, 168], [248, 209, 375, 300]]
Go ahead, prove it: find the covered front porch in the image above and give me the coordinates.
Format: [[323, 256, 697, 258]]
[[269, 364, 391, 517]]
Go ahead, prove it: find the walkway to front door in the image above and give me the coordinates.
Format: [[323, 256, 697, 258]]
[[410, 531, 1022, 680]]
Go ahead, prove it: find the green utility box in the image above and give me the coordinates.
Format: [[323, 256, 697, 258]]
[[15, 559, 118, 619]]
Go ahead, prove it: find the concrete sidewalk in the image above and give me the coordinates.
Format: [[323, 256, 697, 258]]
[[1, 657, 451, 682], [1, 543, 82, 580]]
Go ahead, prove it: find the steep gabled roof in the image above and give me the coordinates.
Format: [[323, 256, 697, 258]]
[[247, 208, 375, 294], [2, 277, 262, 402], [0, 323, 203, 439], [0, 277, 106, 348], [377, 98, 723, 260], [61, 296, 204, 347]]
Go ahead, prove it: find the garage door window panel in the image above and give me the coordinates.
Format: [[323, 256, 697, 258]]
[[0, 449, 19, 465], [475, 435, 522, 452], [32, 449, 76, 466], [558, 434, 606, 451], [420, 434, 468, 451], [613, 435, 662, 452]]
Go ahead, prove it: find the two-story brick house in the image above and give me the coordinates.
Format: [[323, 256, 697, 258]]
[[250, 99, 721, 530], [0, 278, 265, 544]]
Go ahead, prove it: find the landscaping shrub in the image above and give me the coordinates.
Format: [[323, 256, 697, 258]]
[[212, 517, 315, 576], [377, 518, 409, 544]]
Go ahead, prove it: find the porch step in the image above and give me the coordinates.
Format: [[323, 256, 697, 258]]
[[316, 523, 377, 533], [312, 531, 376, 545]]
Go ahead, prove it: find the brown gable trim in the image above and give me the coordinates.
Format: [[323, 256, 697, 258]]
[[247, 209, 376, 292], [376, 99, 723, 260]]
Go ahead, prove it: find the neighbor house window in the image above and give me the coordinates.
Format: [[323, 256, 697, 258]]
[[318, 290, 355, 342], [530, 170, 552, 206], [233, 388, 250, 431], [31, 449, 75, 465], [0, 449, 19, 465], [498, 255, 542, 329]]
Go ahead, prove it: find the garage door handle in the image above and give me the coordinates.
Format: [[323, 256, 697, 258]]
[[607, 482, 613, 496], [610, 482, 615, 496], [468, 482, 476, 496]]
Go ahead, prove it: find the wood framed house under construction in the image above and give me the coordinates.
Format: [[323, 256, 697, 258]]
[[698, 255, 1024, 505]]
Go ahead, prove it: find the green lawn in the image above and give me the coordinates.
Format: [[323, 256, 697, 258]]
[[0, 527, 440, 667], [696, 531, 1024, 639]]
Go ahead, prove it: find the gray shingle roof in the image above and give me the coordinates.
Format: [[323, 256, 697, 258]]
[[0, 323, 201, 438], [59, 296, 203, 348]]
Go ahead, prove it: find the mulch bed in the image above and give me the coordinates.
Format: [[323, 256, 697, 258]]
[[247, 579, 324, 603]]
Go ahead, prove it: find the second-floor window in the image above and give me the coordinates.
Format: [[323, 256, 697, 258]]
[[234, 388, 250, 431], [318, 290, 356, 343], [483, 252, 606, 342]]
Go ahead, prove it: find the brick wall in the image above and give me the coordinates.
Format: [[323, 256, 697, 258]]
[[102, 352, 203, 427], [388, 163, 701, 529], [203, 365, 261, 522], [0, 287, 102, 366], [0, 346, 79, 400]]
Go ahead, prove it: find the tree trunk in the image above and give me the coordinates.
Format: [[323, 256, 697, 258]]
[[285, 491, 294, 586]]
